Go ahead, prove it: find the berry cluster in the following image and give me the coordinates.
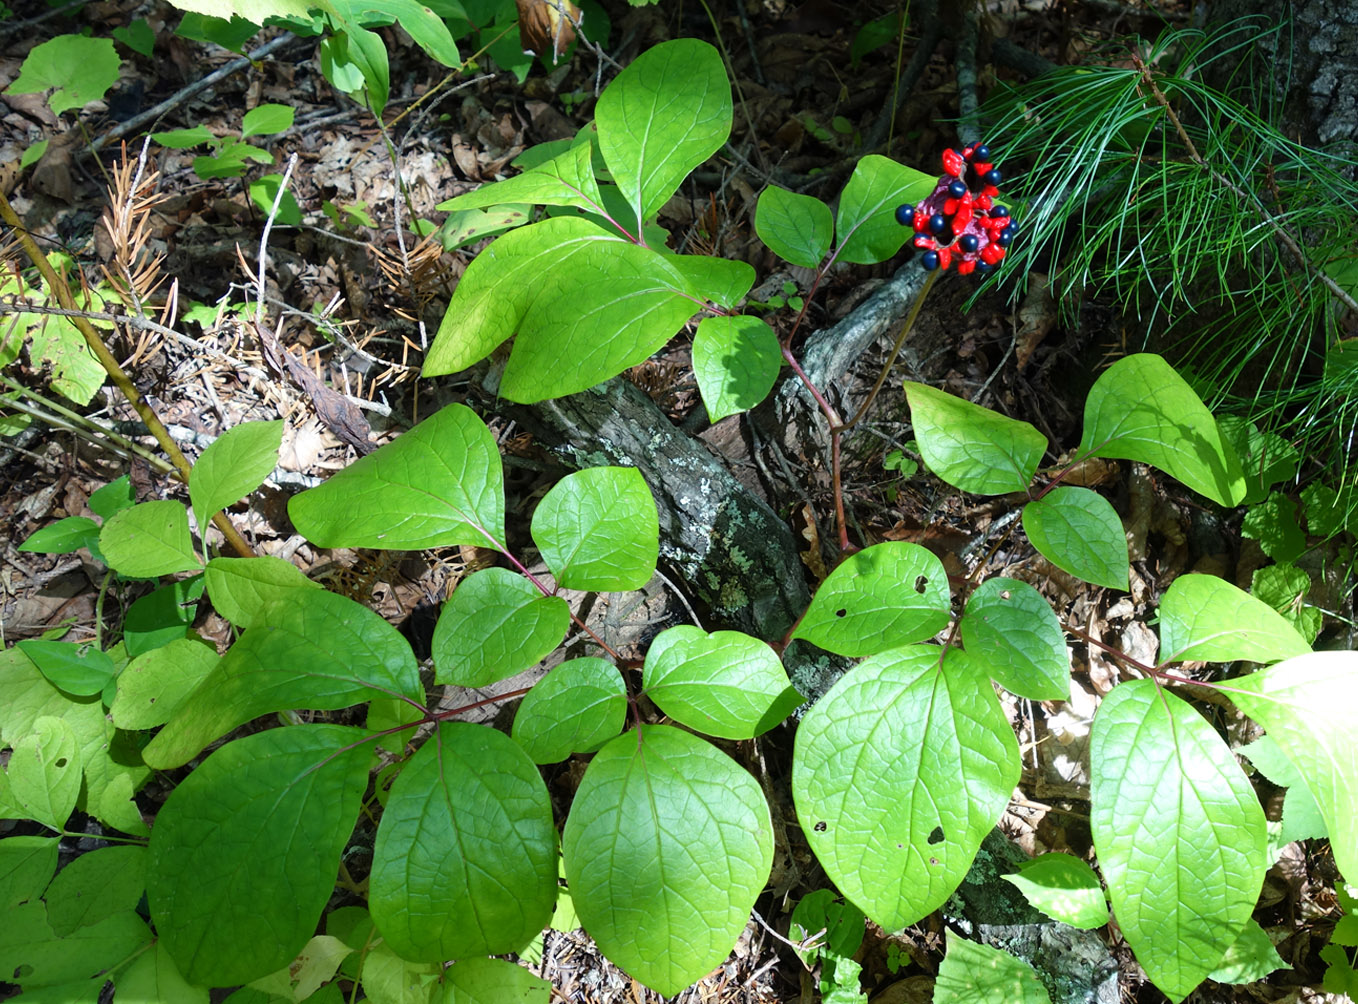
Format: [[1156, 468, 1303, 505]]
[[894, 144, 1017, 275]]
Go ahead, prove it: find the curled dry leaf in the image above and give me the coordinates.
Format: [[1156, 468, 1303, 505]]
[[515, 0, 581, 63]]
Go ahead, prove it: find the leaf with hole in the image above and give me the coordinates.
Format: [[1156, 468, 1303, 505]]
[[793, 646, 1020, 931], [531, 466, 659, 591], [0, 903, 152, 990], [595, 39, 731, 228], [1078, 354, 1245, 506], [563, 726, 772, 996], [370, 723, 558, 961], [431, 568, 569, 688], [755, 186, 833, 268], [1091, 680, 1266, 1002], [143, 588, 421, 769], [1022, 487, 1128, 590], [512, 657, 627, 764], [1158, 574, 1310, 665], [791, 541, 950, 657], [642, 626, 802, 740], [110, 638, 219, 730], [289, 403, 505, 550], [147, 725, 370, 987], [905, 381, 1047, 495], [7, 716, 82, 830], [692, 315, 782, 423], [960, 577, 1068, 700], [99, 500, 200, 577]]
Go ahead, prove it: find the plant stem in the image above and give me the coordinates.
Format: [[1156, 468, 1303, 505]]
[[0, 191, 256, 558]]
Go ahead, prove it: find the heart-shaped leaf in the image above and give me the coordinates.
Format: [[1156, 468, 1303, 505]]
[[755, 186, 833, 268], [1022, 487, 1129, 590], [531, 466, 659, 591], [99, 501, 200, 577], [431, 568, 569, 687], [563, 726, 772, 995], [960, 577, 1068, 700], [905, 381, 1047, 495], [512, 658, 627, 764], [189, 420, 283, 535], [692, 315, 782, 422]]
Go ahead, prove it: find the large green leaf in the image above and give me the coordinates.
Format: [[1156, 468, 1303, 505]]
[[531, 466, 659, 591], [834, 155, 937, 265], [792, 646, 1020, 931], [98, 500, 200, 577], [754, 187, 833, 268], [960, 577, 1068, 700], [143, 588, 421, 769], [691, 315, 782, 423], [1078, 354, 1245, 506], [563, 726, 773, 995], [289, 403, 505, 550], [1022, 488, 1129, 590], [904, 382, 1047, 495], [1228, 652, 1358, 882], [430, 568, 569, 687], [7, 716, 81, 830], [189, 420, 283, 535], [7, 35, 120, 115], [148, 725, 371, 987], [370, 723, 557, 961], [45, 846, 147, 937], [1157, 574, 1310, 665], [1090, 680, 1266, 1002], [663, 254, 754, 310], [110, 638, 218, 730], [512, 657, 627, 764], [595, 39, 732, 228], [791, 541, 950, 657], [934, 931, 1052, 1004], [641, 626, 802, 740], [435, 143, 605, 216]]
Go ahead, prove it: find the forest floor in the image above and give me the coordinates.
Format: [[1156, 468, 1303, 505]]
[[1, 0, 1354, 1001]]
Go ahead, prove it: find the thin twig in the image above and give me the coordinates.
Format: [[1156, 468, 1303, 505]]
[[255, 152, 299, 327]]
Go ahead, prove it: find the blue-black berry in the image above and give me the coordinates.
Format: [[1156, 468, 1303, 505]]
[[895, 204, 914, 225], [973, 144, 990, 160], [928, 213, 947, 234], [996, 230, 1013, 247], [947, 179, 967, 199], [990, 206, 1009, 218], [983, 168, 1002, 187], [958, 233, 979, 253], [921, 250, 941, 270]]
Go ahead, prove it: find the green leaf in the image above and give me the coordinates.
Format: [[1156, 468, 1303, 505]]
[[1090, 680, 1266, 1002], [791, 541, 950, 657], [328, 0, 461, 67], [512, 658, 627, 764], [319, 29, 388, 115], [642, 626, 802, 739], [370, 723, 557, 960], [436, 142, 605, 216], [933, 931, 1053, 1004], [0, 904, 151, 989], [595, 39, 731, 227], [248, 935, 352, 1001], [1218, 417, 1298, 506], [692, 315, 782, 422], [437, 957, 550, 1004], [904, 382, 1047, 495], [250, 175, 302, 224], [148, 725, 371, 987], [193, 141, 275, 179], [0, 835, 58, 908], [143, 588, 421, 769], [754, 186, 833, 268], [435, 205, 530, 250], [1158, 574, 1310, 665], [289, 402, 505, 550], [88, 476, 135, 520], [834, 155, 938, 265], [1022, 487, 1128, 590], [1227, 651, 1358, 882], [531, 466, 659, 591], [110, 637, 219, 730], [7, 716, 82, 830], [176, 12, 259, 52], [45, 846, 147, 937], [241, 103, 295, 138], [112, 19, 156, 58], [793, 646, 1020, 931], [1241, 492, 1306, 563], [122, 575, 203, 657], [663, 253, 755, 310], [1078, 354, 1245, 507], [563, 725, 773, 996], [115, 941, 208, 1004], [204, 555, 324, 629], [190, 420, 284, 533], [7, 36, 120, 115], [788, 889, 864, 965], [430, 568, 569, 688], [1206, 918, 1284, 985], [850, 11, 903, 66], [1000, 853, 1108, 930], [18, 517, 100, 555], [960, 577, 1068, 700], [14, 641, 117, 697], [1301, 480, 1356, 538], [152, 125, 216, 149], [359, 943, 438, 1004], [1251, 563, 1320, 644], [1239, 735, 1327, 844], [98, 500, 200, 577]]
